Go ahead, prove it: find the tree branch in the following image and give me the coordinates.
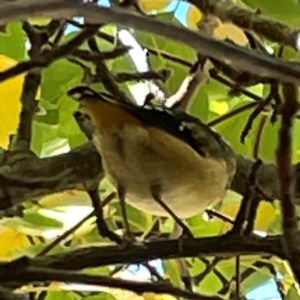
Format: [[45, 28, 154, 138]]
[[0, 140, 300, 211], [277, 83, 300, 282], [0, 1, 300, 83], [0, 142, 103, 210], [0, 24, 99, 83], [0, 266, 221, 300], [0, 286, 28, 300], [0, 234, 286, 272]]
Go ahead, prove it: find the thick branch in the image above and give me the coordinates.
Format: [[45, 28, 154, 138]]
[[0, 1, 300, 83], [1, 267, 221, 300], [0, 142, 103, 209], [0, 286, 28, 300], [1, 142, 300, 210], [0, 234, 285, 272]]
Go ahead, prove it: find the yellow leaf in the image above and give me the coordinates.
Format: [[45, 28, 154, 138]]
[[0, 55, 40, 149], [0, 225, 39, 259], [28, 17, 51, 25], [186, 5, 203, 29], [219, 200, 277, 231], [210, 100, 229, 115], [186, 4, 247, 46], [214, 23, 248, 46], [143, 293, 177, 300], [138, 0, 171, 13], [0, 55, 24, 148]]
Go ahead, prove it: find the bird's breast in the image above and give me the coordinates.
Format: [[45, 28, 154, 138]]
[[93, 124, 229, 218]]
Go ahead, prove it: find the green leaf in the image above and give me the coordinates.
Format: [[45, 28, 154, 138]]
[[41, 59, 83, 102], [41, 136, 69, 157], [31, 121, 46, 155], [241, 0, 300, 26], [293, 120, 300, 162], [186, 214, 222, 237], [240, 258, 273, 294], [62, 24, 117, 71], [205, 77, 231, 104], [247, 116, 300, 163], [189, 86, 209, 121], [111, 53, 137, 73], [8, 242, 66, 258], [156, 12, 181, 24], [162, 259, 182, 287], [215, 259, 235, 282], [213, 102, 259, 158], [110, 202, 153, 233], [56, 93, 88, 148], [0, 22, 25, 60], [256, 116, 279, 162], [165, 64, 188, 95], [110, 53, 139, 100], [189, 258, 224, 295], [23, 211, 64, 229], [46, 291, 81, 300], [215, 102, 280, 162], [134, 13, 196, 79], [31, 121, 69, 157], [85, 293, 118, 300], [287, 285, 300, 300], [2, 215, 62, 236], [35, 99, 59, 126], [83, 266, 111, 276], [160, 217, 175, 233], [72, 225, 107, 245]]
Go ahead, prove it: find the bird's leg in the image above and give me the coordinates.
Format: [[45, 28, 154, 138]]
[[87, 187, 122, 244], [117, 183, 135, 242], [150, 183, 194, 239]]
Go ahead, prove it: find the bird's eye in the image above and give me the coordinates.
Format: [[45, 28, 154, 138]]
[[69, 92, 82, 100], [179, 124, 185, 132]]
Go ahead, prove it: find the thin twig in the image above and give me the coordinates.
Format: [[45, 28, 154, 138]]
[[165, 61, 208, 112], [87, 37, 132, 103], [71, 46, 131, 61], [0, 25, 99, 82], [252, 116, 268, 159], [240, 82, 279, 143], [208, 102, 257, 127], [148, 48, 266, 104], [114, 70, 171, 83], [235, 256, 241, 299], [205, 209, 234, 224], [52, 20, 67, 45], [194, 257, 224, 285]]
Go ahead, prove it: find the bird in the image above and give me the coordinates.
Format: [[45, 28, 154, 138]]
[[67, 85, 236, 226]]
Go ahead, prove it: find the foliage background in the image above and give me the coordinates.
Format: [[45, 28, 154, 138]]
[[0, 0, 300, 299]]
